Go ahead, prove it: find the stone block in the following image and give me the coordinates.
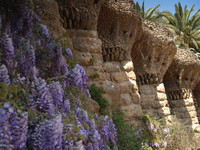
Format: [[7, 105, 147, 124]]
[[73, 37, 102, 53], [88, 99, 100, 114], [122, 61, 134, 72], [129, 80, 138, 91], [184, 98, 195, 106], [120, 94, 133, 106], [111, 72, 128, 82], [139, 85, 157, 95], [195, 126, 200, 133], [86, 66, 104, 73], [140, 94, 155, 103], [75, 30, 98, 38], [121, 104, 143, 121], [116, 81, 138, 94], [85, 66, 107, 81], [156, 83, 166, 93], [157, 107, 171, 116], [141, 102, 152, 109], [91, 53, 103, 66], [126, 71, 137, 80], [102, 83, 120, 107], [130, 92, 141, 104], [103, 62, 121, 73], [152, 100, 168, 109], [189, 111, 197, 118], [156, 92, 167, 101], [169, 100, 184, 108], [76, 51, 93, 66]]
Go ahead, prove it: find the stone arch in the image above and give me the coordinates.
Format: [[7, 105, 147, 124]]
[[164, 49, 200, 129]]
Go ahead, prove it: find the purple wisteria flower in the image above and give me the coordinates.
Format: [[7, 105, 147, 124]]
[[74, 140, 85, 150], [153, 142, 160, 148], [64, 48, 73, 59], [39, 24, 50, 40], [163, 128, 170, 134], [64, 100, 71, 114], [10, 112, 28, 150], [22, 7, 33, 37], [33, 114, 63, 150], [0, 110, 13, 149], [66, 64, 88, 95], [48, 81, 64, 112], [32, 77, 55, 114], [0, 34, 14, 70], [162, 141, 167, 148], [3, 102, 10, 109], [0, 64, 10, 85]]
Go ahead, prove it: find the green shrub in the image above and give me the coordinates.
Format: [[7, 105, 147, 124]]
[[112, 109, 142, 150], [89, 73, 100, 79], [88, 84, 110, 115]]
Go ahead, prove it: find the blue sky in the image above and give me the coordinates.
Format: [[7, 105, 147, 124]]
[[134, 0, 200, 15]]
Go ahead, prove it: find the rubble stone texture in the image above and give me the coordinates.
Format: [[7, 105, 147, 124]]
[[98, 0, 141, 62], [55, 0, 105, 30], [164, 49, 200, 129]]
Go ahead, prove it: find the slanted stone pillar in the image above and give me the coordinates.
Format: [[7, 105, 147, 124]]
[[164, 49, 200, 129], [132, 20, 177, 119], [97, 0, 143, 123]]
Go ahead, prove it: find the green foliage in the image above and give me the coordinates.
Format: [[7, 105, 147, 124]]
[[89, 73, 100, 79], [158, 2, 200, 51], [112, 109, 142, 150], [88, 84, 110, 115], [90, 58, 94, 64], [89, 68, 100, 79], [135, 0, 160, 21], [0, 82, 27, 110]]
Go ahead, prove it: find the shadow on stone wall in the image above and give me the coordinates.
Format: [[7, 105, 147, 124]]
[[192, 83, 200, 124]]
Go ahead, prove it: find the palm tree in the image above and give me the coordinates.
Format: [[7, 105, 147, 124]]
[[158, 2, 200, 50], [135, 0, 160, 22]]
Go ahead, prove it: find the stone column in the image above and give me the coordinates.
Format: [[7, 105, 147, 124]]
[[164, 49, 200, 129], [132, 20, 177, 119], [97, 0, 143, 123]]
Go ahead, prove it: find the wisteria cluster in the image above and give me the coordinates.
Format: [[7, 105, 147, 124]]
[[0, 102, 28, 150], [0, 3, 118, 150]]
